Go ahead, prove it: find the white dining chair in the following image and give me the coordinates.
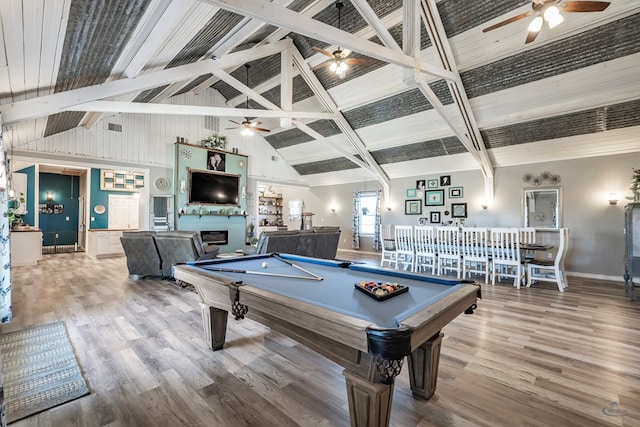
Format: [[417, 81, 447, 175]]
[[394, 225, 415, 271], [519, 227, 537, 260], [436, 226, 461, 278], [461, 227, 490, 283], [379, 224, 397, 267], [490, 228, 523, 288], [527, 228, 569, 291], [414, 225, 437, 274]]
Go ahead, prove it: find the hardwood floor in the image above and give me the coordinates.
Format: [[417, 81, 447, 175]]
[[4, 251, 640, 426]]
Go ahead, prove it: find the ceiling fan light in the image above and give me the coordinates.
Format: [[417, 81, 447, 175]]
[[547, 12, 564, 29], [543, 6, 560, 21], [528, 16, 543, 33], [241, 127, 254, 137]]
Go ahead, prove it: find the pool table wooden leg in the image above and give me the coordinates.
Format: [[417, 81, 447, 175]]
[[407, 332, 443, 399], [200, 303, 228, 351], [343, 369, 394, 427]]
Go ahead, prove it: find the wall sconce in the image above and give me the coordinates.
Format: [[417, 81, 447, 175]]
[[46, 192, 53, 201], [480, 199, 488, 209], [608, 192, 619, 205]]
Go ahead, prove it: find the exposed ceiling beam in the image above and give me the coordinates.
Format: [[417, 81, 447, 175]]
[[350, 0, 401, 51], [292, 120, 369, 169], [63, 101, 336, 120], [280, 48, 293, 129], [201, 0, 456, 82], [192, 0, 334, 95], [290, 44, 391, 196], [0, 40, 291, 124]]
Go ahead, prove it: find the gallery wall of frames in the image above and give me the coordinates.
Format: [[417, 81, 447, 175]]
[[404, 175, 466, 225]]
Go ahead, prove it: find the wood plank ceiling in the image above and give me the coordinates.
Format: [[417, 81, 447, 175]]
[[1, 0, 639, 192]]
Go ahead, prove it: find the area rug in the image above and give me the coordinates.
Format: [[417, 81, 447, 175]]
[[0, 321, 89, 423]]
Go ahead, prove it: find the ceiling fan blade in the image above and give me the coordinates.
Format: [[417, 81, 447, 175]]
[[344, 58, 370, 65], [224, 127, 239, 130], [560, 1, 610, 13], [228, 120, 241, 125], [525, 29, 541, 44], [254, 127, 271, 133], [483, 11, 534, 32], [312, 47, 334, 58]]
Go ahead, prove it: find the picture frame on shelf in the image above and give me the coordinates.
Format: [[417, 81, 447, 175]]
[[425, 189, 445, 206], [207, 150, 226, 172], [430, 211, 441, 224], [449, 187, 463, 198], [427, 179, 438, 188], [440, 175, 451, 186], [405, 200, 422, 215], [406, 188, 417, 198], [451, 202, 467, 218], [418, 217, 428, 225]]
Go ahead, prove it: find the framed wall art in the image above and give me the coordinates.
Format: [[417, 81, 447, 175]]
[[427, 179, 438, 188], [406, 188, 417, 198], [418, 217, 428, 225], [425, 189, 444, 206], [451, 202, 467, 218], [100, 169, 145, 191], [440, 175, 451, 186], [449, 187, 463, 198], [405, 199, 422, 215], [430, 211, 441, 224], [416, 180, 426, 190]]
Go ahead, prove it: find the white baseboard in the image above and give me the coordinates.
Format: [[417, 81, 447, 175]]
[[566, 271, 625, 284]]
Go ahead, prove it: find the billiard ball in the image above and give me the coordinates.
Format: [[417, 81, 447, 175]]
[[262, 262, 268, 268]]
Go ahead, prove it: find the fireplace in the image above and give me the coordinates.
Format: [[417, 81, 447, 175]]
[[200, 230, 228, 246]]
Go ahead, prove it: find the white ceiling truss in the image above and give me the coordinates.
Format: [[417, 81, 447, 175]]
[[0, 0, 498, 200], [3, 0, 638, 193]]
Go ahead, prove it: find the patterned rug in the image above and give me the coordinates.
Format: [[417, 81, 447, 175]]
[[0, 321, 89, 423]]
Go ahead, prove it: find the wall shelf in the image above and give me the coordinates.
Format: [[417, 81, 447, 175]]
[[258, 195, 283, 226], [178, 213, 247, 219]]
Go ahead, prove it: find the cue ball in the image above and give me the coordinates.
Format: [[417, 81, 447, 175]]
[[262, 262, 268, 268]]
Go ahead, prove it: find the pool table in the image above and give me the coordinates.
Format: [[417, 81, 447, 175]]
[[173, 253, 480, 427]]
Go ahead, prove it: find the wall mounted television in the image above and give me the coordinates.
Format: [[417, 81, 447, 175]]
[[188, 168, 240, 206]]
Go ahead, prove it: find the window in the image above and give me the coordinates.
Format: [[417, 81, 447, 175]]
[[359, 192, 378, 235]]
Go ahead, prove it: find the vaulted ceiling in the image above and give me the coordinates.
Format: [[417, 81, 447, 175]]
[[1, 0, 639, 192]]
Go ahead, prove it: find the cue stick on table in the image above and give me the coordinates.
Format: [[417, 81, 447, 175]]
[[273, 254, 324, 280], [203, 267, 323, 281]]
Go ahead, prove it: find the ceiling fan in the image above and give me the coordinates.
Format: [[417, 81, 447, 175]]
[[225, 64, 270, 136], [482, 0, 610, 44], [312, 1, 369, 78]]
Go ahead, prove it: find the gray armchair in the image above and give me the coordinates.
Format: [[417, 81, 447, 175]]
[[120, 231, 162, 279], [154, 231, 220, 277]]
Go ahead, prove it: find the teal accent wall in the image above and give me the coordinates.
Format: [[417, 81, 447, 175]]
[[90, 168, 136, 229], [38, 173, 80, 245], [175, 143, 248, 251], [16, 166, 36, 226]]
